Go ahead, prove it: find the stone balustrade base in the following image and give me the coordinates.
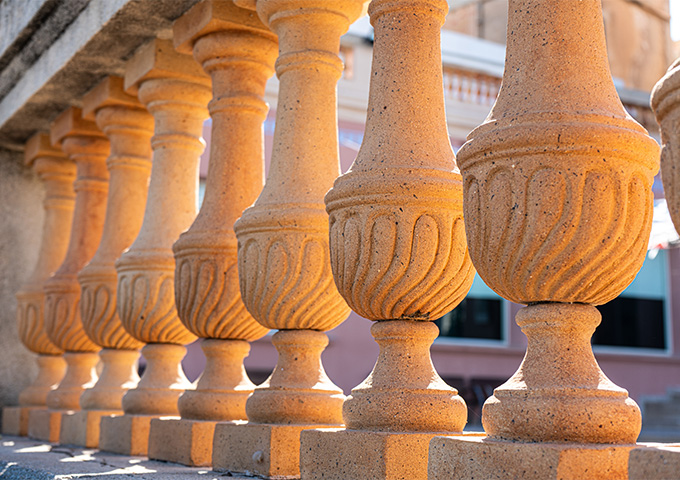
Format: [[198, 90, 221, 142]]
[[2, 406, 38, 436], [428, 435, 638, 480], [147, 417, 217, 467], [629, 444, 680, 478], [300, 428, 482, 480], [27, 409, 67, 443], [99, 414, 175, 456], [59, 409, 121, 448], [213, 422, 338, 479]]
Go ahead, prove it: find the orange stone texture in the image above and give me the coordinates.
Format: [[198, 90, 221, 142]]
[[59, 76, 153, 448], [98, 38, 210, 456], [2, 133, 72, 437], [27, 107, 110, 443], [427, 0, 660, 478], [301, 1, 475, 478], [147, 0, 276, 467], [214, 0, 366, 478]]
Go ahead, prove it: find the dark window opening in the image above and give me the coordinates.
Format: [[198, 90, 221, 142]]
[[435, 297, 503, 341], [593, 297, 666, 350]]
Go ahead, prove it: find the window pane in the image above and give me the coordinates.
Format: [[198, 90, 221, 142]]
[[593, 298, 666, 349], [435, 298, 503, 340]]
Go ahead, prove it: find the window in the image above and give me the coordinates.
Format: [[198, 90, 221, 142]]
[[435, 273, 505, 342], [593, 250, 669, 351]]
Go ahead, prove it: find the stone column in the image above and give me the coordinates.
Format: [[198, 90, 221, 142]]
[[299, 2, 474, 478], [653, 60, 680, 235], [2, 133, 72, 436], [428, 1, 659, 479], [212, 1, 365, 478], [98, 38, 210, 456], [147, 0, 276, 467], [27, 108, 110, 443], [59, 76, 153, 448], [629, 52, 680, 480]]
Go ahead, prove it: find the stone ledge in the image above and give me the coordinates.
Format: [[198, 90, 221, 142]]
[[0, 435, 252, 479]]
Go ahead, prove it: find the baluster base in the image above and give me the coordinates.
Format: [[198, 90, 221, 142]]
[[27, 408, 65, 443], [482, 303, 641, 444], [428, 435, 636, 480], [99, 413, 175, 456], [148, 418, 225, 467], [629, 444, 680, 480], [59, 409, 121, 448], [300, 429, 481, 480], [213, 422, 338, 479], [2, 406, 39, 436]]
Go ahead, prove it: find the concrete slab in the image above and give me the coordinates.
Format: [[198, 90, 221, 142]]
[[0, 435, 252, 479]]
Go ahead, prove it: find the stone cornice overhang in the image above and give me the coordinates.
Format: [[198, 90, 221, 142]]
[[0, 0, 202, 153]]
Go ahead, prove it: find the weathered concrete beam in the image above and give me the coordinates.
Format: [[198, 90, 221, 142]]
[[0, 0, 202, 153]]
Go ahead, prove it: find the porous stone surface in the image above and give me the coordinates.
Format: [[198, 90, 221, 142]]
[[59, 409, 120, 448], [2, 406, 39, 437], [27, 408, 64, 443], [652, 58, 680, 234], [307, 1, 472, 477], [628, 444, 680, 479], [428, 435, 635, 480], [457, 0, 658, 444], [148, 418, 216, 467], [301, 428, 476, 480], [147, 1, 277, 467], [213, 422, 331, 479], [99, 414, 161, 457], [0, 0, 206, 150], [101, 40, 209, 454]]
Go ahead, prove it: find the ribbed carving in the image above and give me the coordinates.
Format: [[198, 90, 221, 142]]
[[117, 254, 197, 345], [326, 170, 474, 321], [16, 289, 62, 355], [80, 271, 144, 350], [652, 58, 680, 233], [236, 206, 350, 331], [459, 120, 658, 306], [44, 277, 99, 353], [174, 240, 268, 341]]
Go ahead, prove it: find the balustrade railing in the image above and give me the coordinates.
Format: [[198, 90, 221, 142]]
[[2, 0, 677, 478]]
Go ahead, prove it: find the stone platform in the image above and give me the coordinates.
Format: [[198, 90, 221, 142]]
[[0, 435, 252, 479]]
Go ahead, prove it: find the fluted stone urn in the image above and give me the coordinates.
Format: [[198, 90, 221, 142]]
[[458, 0, 659, 444]]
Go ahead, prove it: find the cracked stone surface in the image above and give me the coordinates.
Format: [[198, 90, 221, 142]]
[[0, 435, 252, 479]]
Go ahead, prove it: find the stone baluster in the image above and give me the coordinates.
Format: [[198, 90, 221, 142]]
[[428, 1, 660, 479], [653, 60, 680, 233], [59, 76, 153, 448], [299, 2, 474, 478], [146, 0, 276, 467], [27, 107, 110, 443], [2, 133, 73, 437], [98, 38, 210, 456], [212, 1, 365, 478], [634, 53, 680, 480]]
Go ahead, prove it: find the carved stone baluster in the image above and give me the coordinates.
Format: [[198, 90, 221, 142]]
[[2, 133, 73, 437], [428, 1, 660, 478], [653, 60, 680, 235], [98, 38, 210, 457], [299, 2, 474, 478], [59, 76, 153, 448], [146, 0, 276, 467], [27, 108, 110, 443], [211, 1, 365, 478]]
